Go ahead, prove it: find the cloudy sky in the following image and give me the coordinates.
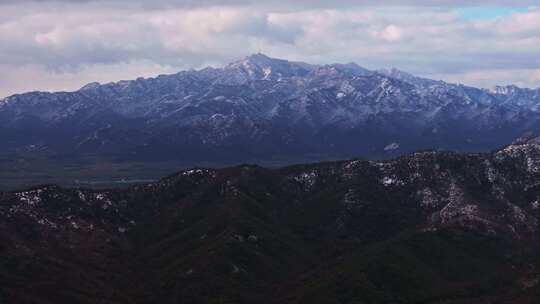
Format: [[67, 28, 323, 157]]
[[2, 0, 540, 98]]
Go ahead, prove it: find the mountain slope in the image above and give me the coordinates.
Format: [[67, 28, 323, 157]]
[[2, 139, 540, 303], [2, 54, 540, 169]]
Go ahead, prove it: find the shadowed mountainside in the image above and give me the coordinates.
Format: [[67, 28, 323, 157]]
[[3, 138, 540, 303]]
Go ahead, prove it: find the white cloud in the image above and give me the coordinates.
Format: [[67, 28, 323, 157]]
[[377, 24, 403, 42], [432, 68, 540, 89], [531, 69, 540, 82], [492, 10, 540, 35], [1, 2, 540, 97], [0, 61, 181, 97]]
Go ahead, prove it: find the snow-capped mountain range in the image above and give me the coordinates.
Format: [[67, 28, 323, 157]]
[[2, 53, 540, 162]]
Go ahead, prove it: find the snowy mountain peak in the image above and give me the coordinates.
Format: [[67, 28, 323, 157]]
[[377, 67, 443, 88], [490, 85, 522, 95], [378, 67, 417, 79], [228, 53, 288, 69], [240, 53, 275, 65], [509, 133, 540, 146], [224, 53, 314, 82], [80, 82, 101, 91], [328, 62, 372, 76]]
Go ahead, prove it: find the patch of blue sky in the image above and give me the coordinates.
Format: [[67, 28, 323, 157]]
[[457, 7, 528, 20]]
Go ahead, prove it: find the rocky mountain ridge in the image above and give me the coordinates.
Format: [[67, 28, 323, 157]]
[[2, 139, 540, 303], [2, 53, 540, 164]]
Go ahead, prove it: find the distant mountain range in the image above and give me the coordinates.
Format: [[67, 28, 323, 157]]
[[2, 53, 540, 165], [3, 137, 540, 303]]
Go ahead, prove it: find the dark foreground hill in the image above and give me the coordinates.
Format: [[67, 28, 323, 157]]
[[3, 138, 540, 303]]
